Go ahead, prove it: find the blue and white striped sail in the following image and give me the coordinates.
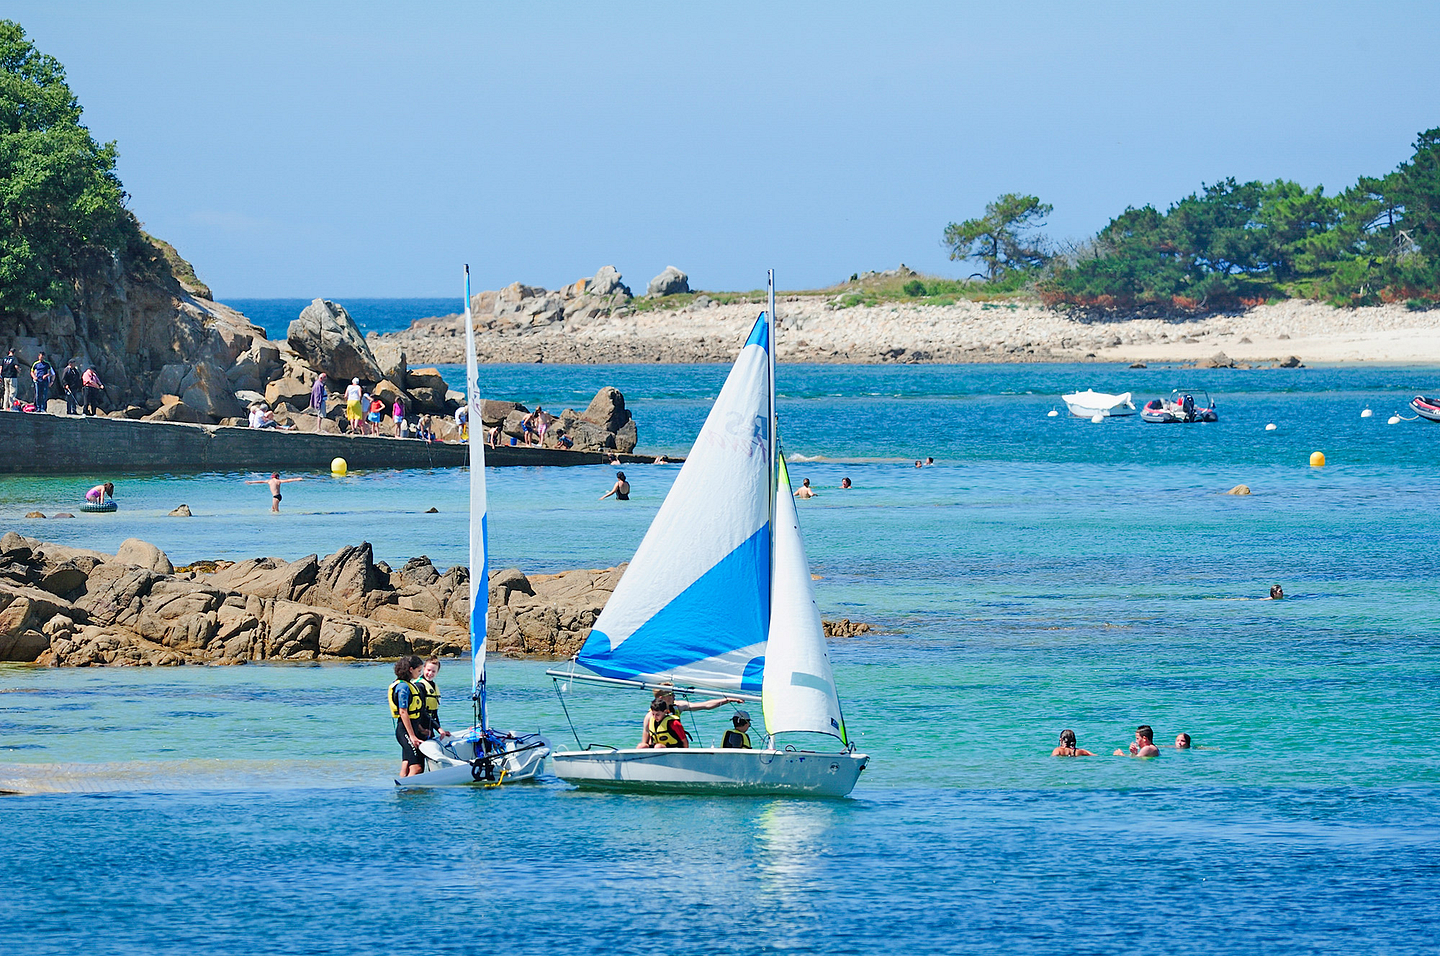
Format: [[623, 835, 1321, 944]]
[[575, 314, 773, 692], [464, 266, 489, 704]]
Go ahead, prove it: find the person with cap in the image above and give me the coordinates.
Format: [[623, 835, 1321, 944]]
[[344, 377, 363, 433], [60, 359, 82, 415], [1, 347, 18, 410], [721, 711, 754, 749], [637, 684, 741, 748]]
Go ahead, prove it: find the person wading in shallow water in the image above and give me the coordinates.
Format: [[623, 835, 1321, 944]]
[[413, 657, 447, 741], [389, 656, 428, 777], [600, 471, 630, 501], [1052, 729, 1094, 757], [244, 472, 305, 513]]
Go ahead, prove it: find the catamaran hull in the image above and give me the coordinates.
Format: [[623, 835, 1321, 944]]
[[395, 731, 550, 788], [549, 747, 868, 797]]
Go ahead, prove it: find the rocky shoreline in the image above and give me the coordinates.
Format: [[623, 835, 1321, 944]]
[[0, 534, 868, 667], [372, 266, 1440, 367]]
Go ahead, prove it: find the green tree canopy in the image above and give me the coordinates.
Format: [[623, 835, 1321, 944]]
[[1, 19, 129, 312], [942, 193, 1053, 282]]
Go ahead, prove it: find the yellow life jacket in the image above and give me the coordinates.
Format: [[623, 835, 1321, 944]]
[[413, 676, 441, 728], [721, 729, 751, 749], [648, 712, 686, 748], [388, 679, 423, 721]]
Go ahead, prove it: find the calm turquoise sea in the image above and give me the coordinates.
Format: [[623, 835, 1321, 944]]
[[4, 362, 1439, 955]]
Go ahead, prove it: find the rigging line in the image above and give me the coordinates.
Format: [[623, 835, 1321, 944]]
[[552, 676, 584, 749]]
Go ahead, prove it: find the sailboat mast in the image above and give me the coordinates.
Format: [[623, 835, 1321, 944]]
[[767, 270, 778, 599], [464, 264, 490, 734]]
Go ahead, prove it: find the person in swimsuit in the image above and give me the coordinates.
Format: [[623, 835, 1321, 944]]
[[86, 482, 115, 504], [600, 471, 630, 501], [245, 472, 306, 513], [1115, 724, 1161, 758], [840, 477, 852, 489], [1175, 733, 1192, 749], [1052, 729, 1094, 756], [794, 478, 816, 499], [1270, 584, 1284, 600]]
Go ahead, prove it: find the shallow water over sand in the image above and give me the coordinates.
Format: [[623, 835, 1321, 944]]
[[3, 363, 1438, 954]]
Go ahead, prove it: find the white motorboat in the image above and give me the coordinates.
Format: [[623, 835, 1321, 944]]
[[1062, 389, 1136, 417], [547, 273, 868, 797], [396, 266, 548, 788]]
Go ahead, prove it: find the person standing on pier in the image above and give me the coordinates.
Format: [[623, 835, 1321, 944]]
[[310, 372, 328, 421], [344, 378, 363, 433], [60, 359, 82, 415], [3, 348, 20, 410], [81, 367, 104, 415], [31, 352, 55, 412]]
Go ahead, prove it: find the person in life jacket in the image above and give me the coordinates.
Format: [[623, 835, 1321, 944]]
[[638, 697, 689, 749], [720, 711, 753, 749], [636, 685, 741, 748], [389, 656, 428, 777], [413, 657, 448, 740]]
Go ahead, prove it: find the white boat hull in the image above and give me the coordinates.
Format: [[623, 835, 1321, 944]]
[[1062, 390, 1136, 417], [395, 730, 549, 788], [549, 747, 868, 797]]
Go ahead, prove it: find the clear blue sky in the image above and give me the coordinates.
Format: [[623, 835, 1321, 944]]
[[10, 1, 1440, 297]]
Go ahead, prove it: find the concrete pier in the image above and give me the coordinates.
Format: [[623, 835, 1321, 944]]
[[0, 412, 662, 474]]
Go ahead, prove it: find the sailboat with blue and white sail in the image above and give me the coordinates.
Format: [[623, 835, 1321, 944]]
[[396, 266, 549, 788], [547, 273, 868, 797]]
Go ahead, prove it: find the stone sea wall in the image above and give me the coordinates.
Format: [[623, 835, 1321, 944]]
[[0, 412, 656, 476]]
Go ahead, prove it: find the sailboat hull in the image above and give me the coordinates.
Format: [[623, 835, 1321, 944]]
[[549, 747, 868, 797], [395, 731, 550, 788]]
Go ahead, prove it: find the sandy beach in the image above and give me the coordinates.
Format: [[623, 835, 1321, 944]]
[[377, 297, 1440, 367]]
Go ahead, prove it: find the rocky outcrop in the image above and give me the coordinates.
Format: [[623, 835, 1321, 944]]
[[287, 299, 384, 383], [647, 266, 689, 297]]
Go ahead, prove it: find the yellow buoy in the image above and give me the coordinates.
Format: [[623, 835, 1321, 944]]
[[331, 457, 348, 476], [1309, 451, 1325, 467]]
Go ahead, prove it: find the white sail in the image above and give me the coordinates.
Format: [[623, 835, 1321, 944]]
[[464, 266, 488, 700], [762, 453, 847, 743], [574, 314, 772, 692]]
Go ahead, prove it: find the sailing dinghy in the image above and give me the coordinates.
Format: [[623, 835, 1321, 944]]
[[396, 266, 549, 788], [547, 274, 868, 797]]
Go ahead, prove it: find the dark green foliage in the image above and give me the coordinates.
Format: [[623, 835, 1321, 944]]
[[903, 279, 926, 297], [1043, 127, 1440, 309], [943, 193, 1053, 281], [0, 20, 132, 311]]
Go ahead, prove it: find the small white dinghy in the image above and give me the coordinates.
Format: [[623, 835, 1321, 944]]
[[396, 266, 548, 788], [1062, 389, 1136, 418], [548, 274, 867, 798]]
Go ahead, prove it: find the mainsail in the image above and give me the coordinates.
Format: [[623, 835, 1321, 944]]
[[464, 266, 489, 718], [575, 314, 773, 691], [763, 453, 847, 743]]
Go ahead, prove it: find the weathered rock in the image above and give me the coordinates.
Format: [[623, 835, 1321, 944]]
[[208, 554, 319, 602], [822, 619, 872, 638], [179, 361, 245, 420], [1277, 355, 1303, 368], [73, 561, 157, 627], [646, 266, 689, 297], [168, 504, 192, 517], [145, 401, 205, 424], [287, 299, 384, 383], [1227, 485, 1252, 495], [589, 265, 631, 298], [264, 375, 313, 409], [406, 367, 449, 393], [581, 386, 632, 434], [117, 539, 175, 575]]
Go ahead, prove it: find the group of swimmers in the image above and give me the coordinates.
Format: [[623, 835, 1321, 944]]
[[1052, 724, 1193, 758]]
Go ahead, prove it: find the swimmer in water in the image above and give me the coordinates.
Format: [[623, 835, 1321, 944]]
[[1052, 729, 1094, 757], [1175, 733, 1191, 749], [244, 472, 306, 513], [840, 477, 852, 489], [1114, 724, 1161, 758], [600, 471, 630, 501], [794, 478, 816, 499], [1270, 584, 1284, 599]]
